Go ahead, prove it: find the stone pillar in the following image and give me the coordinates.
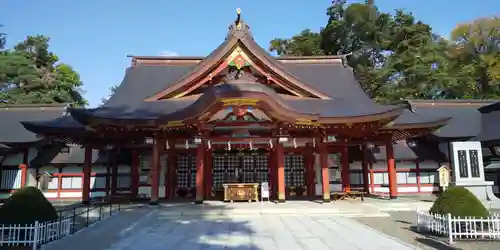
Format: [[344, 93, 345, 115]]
[[82, 147, 92, 204], [150, 138, 161, 205], [319, 143, 330, 203], [386, 140, 397, 199], [361, 145, 370, 193], [130, 149, 139, 199], [304, 143, 315, 197], [341, 146, 350, 192], [276, 141, 285, 203], [195, 140, 205, 204]]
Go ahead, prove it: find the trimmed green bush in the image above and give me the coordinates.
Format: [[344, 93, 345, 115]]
[[0, 186, 58, 224], [429, 186, 490, 218]]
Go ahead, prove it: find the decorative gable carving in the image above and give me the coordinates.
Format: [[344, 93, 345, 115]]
[[144, 9, 331, 101]]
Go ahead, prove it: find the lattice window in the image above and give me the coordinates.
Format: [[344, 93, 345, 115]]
[[242, 155, 254, 183], [176, 154, 191, 188], [284, 154, 305, 187], [226, 155, 239, 183], [255, 154, 268, 183], [212, 154, 226, 190]]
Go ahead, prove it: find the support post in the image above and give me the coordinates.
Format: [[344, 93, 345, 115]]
[[150, 137, 161, 205], [19, 164, 27, 188], [166, 143, 177, 199], [304, 143, 315, 198], [204, 149, 213, 199], [130, 149, 139, 199], [341, 146, 350, 192], [319, 142, 330, 203], [268, 148, 276, 200], [276, 141, 285, 203], [82, 147, 92, 204], [386, 140, 397, 199], [195, 139, 205, 204], [361, 145, 370, 193], [111, 149, 118, 198]]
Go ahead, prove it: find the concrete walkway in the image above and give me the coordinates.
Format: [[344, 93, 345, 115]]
[[43, 205, 416, 250]]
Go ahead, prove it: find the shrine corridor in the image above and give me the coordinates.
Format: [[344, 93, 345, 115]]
[[43, 205, 414, 250]]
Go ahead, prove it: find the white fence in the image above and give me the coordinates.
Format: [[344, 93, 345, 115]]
[[0, 218, 72, 250], [416, 209, 500, 244]]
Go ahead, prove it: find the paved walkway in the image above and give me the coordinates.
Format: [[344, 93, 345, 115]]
[[43, 205, 416, 250]]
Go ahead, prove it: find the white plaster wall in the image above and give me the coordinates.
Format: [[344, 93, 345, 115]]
[[420, 161, 439, 170]]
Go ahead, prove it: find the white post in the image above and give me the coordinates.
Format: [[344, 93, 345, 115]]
[[32, 221, 39, 250], [416, 208, 421, 232], [447, 213, 453, 244]]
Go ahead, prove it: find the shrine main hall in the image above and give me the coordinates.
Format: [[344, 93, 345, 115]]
[[21, 10, 465, 204]]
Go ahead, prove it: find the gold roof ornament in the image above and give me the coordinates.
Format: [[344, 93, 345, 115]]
[[236, 8, 242, 30]]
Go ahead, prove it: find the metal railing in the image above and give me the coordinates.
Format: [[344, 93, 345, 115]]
[[0, 198, 125, 249]]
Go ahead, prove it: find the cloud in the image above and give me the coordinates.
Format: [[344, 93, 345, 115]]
[[159, 50, 179, 56]]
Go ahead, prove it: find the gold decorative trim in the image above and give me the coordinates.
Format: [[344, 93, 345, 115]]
[[161, 120, 184, 128], [278, 192, 285, 200], [295, 118, 321, 127], [221, 98, 259, 106], [323, 193, 330, 200]]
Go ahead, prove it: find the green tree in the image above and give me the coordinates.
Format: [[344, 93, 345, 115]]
[[0, 35, 86, 105], [268, 0, 455, 101], [100, 84, 119, 105], [446, 17, 500, 98], [269, 29, 324, 56], [0, 24, 6, 50]]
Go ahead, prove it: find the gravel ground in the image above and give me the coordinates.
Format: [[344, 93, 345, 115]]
[[355, 211, 500, 250]]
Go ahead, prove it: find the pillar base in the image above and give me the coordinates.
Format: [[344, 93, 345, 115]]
[[323, 198, 331, 203], [194, 200, 204, 204], [389, 196, 397, 200], [149, 200, 159, 205], [277, 199, 286, 203], [82, 200, 90, 205]]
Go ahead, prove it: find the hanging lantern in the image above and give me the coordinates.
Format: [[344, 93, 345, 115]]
[[185, 140, 189, 149], [269, 139, 273, 149], [227, 141, 231, 151], [293, 138, 297, 148], [208, 140, 211, 149], [312, 138, 316, 148], [249, 141, 253, 150]]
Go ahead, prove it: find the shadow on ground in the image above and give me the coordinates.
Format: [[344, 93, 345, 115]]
[[44, 201, 261, 250]]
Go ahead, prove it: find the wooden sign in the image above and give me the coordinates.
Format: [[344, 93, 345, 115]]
[[437, 165, 451, 189]]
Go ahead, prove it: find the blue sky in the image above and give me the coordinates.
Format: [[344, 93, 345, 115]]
[[1, 0, 499, 107]]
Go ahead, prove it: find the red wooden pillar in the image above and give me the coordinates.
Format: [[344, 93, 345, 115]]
[[19, 164, 27, 188], [82, 147, 92, 204], [204, 149, 213, 199], [195, 140, 205, 204], [111, 150, 118, 197], [319, 143, 330, 203], [150, 138, 161, 205], [130, 149, 139, 199], [304, 144, 315, 197], [361, 145, 370, 193], [386, 140, 397, 199], [276, 141, 286, 203], [166, 143, 177, 199], [267, 148, 276, 199], [341, 146, 350, 192]]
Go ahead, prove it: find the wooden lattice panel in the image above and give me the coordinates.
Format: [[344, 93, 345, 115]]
[[284, 154, 305, 187]]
